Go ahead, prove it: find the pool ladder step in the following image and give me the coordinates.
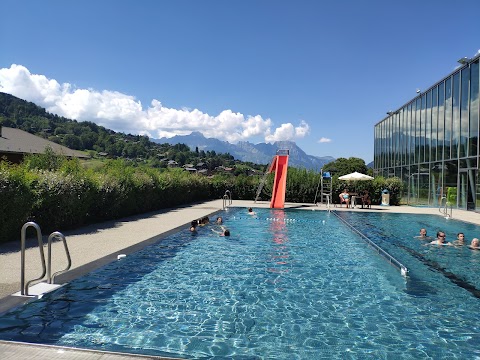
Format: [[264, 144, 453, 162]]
[[14, 222, 72, 298]]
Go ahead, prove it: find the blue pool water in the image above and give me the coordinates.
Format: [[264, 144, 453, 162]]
[[1, 208, 480, 359]]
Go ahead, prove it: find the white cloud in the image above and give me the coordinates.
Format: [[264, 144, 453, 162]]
[[0, 64, 311, 144], [264, 120, 310, 143], [318, 137, 332, 143]]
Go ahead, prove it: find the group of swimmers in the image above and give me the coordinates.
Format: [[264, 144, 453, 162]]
[[416, 228, 480, 249], [189, 216, 230, 236], [189, 208, 258, 237]]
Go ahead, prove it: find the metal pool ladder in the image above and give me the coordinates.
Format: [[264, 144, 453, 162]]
[[19, 222, 72, 297], [439, 196, 452, 219], [223, 190, 233, 209]]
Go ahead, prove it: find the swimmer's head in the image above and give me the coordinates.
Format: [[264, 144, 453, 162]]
[[224, 229, 230, 237]]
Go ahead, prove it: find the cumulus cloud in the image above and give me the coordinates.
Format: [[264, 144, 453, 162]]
[[318, 137, 332, 143], [264, 120, 310, 143], [0, 64, 310, 144]]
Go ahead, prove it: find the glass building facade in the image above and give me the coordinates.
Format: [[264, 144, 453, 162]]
[[374, 54, 480, 211]]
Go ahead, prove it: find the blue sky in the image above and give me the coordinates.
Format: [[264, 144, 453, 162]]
[[1, 0, 479, 163]]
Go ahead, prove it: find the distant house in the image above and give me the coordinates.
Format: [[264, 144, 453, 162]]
[[184, 167, 197, 173], [197, 169, 208, 176], [215, 166, 234, 174], [196, 162, 208, 169], [167, 160, 179, 167], [0, 126, 90, 164]]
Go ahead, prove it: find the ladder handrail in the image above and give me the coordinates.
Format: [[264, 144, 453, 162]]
[[224, 190, 232, 205], [47, 231, 72, 284], [439, 196, 452, 218], [21, 222, 46, 296], [254, 165, 271, 203], [313, 172, 322, 205]]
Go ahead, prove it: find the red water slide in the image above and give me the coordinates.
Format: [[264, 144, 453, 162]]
[[268, 154, 289, 209]]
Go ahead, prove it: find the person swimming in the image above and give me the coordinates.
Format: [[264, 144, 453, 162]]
[[212, 225, 230, 237], [190, 220, 198, 233], [469, 238, 480, 250], [428, 231, 452, 246], [452, 232, 466, 246], [414, 228, 431, 240]]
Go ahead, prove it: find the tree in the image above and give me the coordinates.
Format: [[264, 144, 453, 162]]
[[322, 157, 368, 177], [63, 134, 83, 150]]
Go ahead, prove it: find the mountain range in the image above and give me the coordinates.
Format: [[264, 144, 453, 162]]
[[153, 132, 335, 170]]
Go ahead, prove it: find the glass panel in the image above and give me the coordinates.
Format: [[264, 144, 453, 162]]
[[452, 73, 460, 158], [401, 166, 410, 203], [477, 170, 480, 212], [420, 94, 426, 163], [460, 68, 469, 157], [408, 103, 414, 164], [438, 82, 445, 160], [459, 169, 476, 210], [401, 108, 406, 166], [460, 157, 477, 169], [444, 160, 458, 208], [470, 61, 479, 158], [418, 168, 429, 206], [425, 91, 431, 162], [408, 164, 419, 205], [416, 98, 422, 163], [432, 87, 438, 161], [431, 162, 444, 207], [387, 116, 393, 167], [444, 78, 452, 160]]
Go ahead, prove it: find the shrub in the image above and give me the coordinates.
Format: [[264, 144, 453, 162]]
[[0, 165, 34, 243]]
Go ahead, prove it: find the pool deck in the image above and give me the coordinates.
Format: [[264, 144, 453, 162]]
[[2, 199, 480, 359]]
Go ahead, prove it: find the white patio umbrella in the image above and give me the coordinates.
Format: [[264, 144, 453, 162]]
[[338, 172, 374, 181], [338, 172, 374, 194]]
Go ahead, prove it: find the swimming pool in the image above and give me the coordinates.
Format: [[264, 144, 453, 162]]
[[0, 207, 480, 359]]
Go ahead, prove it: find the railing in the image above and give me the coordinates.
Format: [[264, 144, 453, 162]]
[[254, 166, 271, 203], [223, 190, 233, 209], [47, 231, 72, 284], [21, 222, 46, 296], [332, 212, 408, 277], [323, 193, 332, 211], [20, 222, 72, 296], [439, 196, 452, 218]]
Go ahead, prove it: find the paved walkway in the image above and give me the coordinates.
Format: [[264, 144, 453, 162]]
[[1, 199, 480, 359]]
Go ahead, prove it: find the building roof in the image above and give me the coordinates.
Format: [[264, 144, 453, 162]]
[[0, 126, 89, 159]]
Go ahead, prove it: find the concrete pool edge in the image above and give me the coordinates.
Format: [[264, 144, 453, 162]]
[[0, 339, 183, 359]]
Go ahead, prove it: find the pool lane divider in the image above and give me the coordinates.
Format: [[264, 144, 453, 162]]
[[231, 216, 326, 223], [331, 211, 409, 277]]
